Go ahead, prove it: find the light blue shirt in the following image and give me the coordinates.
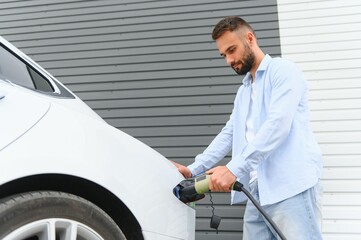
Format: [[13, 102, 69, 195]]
[[188, 55, 323, 205]]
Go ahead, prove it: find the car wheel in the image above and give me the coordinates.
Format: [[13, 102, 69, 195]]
[[0, 191, 127, 240]]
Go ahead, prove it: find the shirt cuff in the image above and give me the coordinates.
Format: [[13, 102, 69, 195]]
[[187, 161, 207, 177], [226, 158, 246, 179]]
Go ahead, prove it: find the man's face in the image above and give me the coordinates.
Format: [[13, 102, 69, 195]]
[[216, 31, 255, 75]]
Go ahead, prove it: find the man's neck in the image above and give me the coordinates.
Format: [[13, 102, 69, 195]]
[[250, 51, 265, 81]]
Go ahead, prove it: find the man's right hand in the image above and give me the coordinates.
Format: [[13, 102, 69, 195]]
[[170, 160, 192, 178]]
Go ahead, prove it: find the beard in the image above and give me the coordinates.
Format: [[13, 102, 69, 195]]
[[232, 44, 255, 75]]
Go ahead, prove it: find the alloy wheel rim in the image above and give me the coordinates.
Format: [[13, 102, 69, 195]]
[[2, 218, 104, 240]]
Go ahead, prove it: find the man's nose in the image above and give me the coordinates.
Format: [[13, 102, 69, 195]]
[[225, 55, 235, 66]]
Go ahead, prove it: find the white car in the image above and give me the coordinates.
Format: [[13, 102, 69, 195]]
[[0, 36, 195, 240]]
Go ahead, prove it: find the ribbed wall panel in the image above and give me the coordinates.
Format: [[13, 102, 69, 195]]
[[278, 0, 361, 239]]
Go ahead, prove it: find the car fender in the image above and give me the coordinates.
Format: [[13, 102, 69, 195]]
[[0, 99, 195, 239]]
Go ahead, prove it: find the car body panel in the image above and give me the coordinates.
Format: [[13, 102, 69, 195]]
[[0, 37, 195, 239], [0, 81, 50, 151]]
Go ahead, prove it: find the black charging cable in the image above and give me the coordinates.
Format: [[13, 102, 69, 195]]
[[233, 182, 287, 240]]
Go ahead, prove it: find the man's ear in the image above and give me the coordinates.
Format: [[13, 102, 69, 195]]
[[247, 31, 256, 45]]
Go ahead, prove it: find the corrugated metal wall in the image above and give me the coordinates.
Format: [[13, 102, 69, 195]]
[[277, 0, 361, 239], [0, 0, 281, 239]]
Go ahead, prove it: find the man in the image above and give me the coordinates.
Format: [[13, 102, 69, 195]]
[[173, 16, 323, 239]]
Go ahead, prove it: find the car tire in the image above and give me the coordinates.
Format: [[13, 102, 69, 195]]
[[0, 191, 127, 240]]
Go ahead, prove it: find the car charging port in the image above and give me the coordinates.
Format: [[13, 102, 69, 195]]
[[173, 179, 205, 204]]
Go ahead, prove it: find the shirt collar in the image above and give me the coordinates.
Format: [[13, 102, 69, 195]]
[[242, 54, 272, 86]]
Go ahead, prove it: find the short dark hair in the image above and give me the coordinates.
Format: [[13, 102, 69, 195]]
[[212, 16, 255, 40]]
